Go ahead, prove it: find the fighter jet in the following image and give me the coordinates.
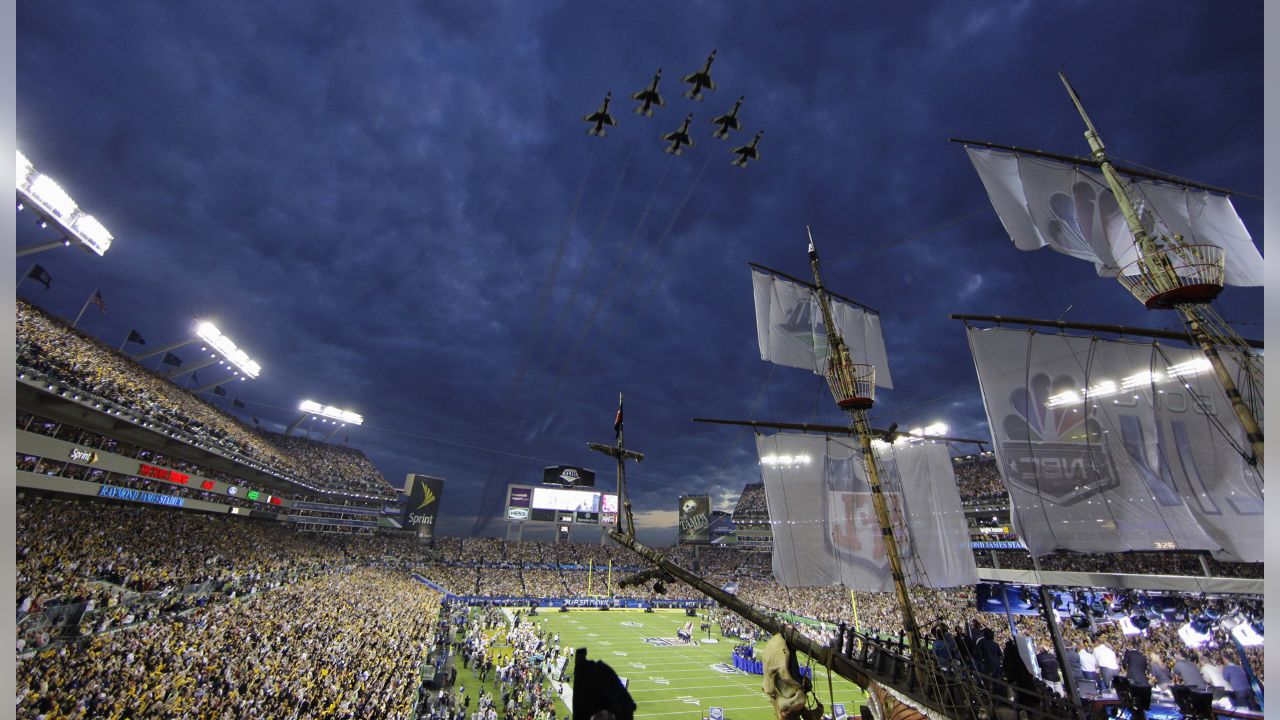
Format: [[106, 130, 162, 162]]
[[630, 69, 666, 117], [662, 113, 695, 156], [583, 92, 617, 137], [730, 131, 762, 167], [710, 96, 744, 139], [682, 50, 717, 101]]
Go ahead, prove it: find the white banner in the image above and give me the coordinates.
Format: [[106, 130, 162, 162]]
[[966, 327, 1263, 561], [965, 147, 1263, 286], [751, 268, 893, 388], [756, 434, 975, 589]]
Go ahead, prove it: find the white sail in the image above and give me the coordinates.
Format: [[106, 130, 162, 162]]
[[756, 433, 975, 589], [965, 147, 1263, 286], [751, 268, 893, 388], [965, 326, 1263, 562]]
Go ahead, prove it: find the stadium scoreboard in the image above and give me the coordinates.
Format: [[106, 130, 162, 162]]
[[505, 484, 618, 525]]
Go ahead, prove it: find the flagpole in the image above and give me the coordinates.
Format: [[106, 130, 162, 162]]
[[16, 262, 35, 292], [71, 288, 98, 328]]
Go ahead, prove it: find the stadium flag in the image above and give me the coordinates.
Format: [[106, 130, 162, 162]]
[[751, 267, 893, 388], [72, 288, 105, 328], [755, 433, 976, 589], [965, 326, 1263, 562], [120, 329, 147, 351], [964, 146, 1263, 285], [19, 263, 52, 290], [233, 398, 246, 409], [614, 392, 623, 442], [252, 416, 260, 425], [189, 369, 199, 385], [162, 352, 183, 367], [213, 385, 227, 397]]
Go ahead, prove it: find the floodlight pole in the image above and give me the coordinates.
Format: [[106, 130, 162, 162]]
[[15, 239, 72, 257], [194, 378, 233, 395], [1060, 72, 1263, 471], [285, 414, 310, 436], [166, 356, 220, 380], [134, 338, 198, 361]]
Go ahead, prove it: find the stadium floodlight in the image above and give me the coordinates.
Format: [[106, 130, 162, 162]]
[[299, 400, 364, 426], [759, 454, 810, 467], [15, 149, 114, 256], [1166, 358, 1211, 378], [1121, 370, 1162, 391], [195, 322, 261, 378]]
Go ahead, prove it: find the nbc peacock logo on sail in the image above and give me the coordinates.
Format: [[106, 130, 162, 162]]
[[999, 372, 1119, 505]]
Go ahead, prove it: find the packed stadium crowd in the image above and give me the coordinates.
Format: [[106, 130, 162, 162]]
[[986, 548, 1262, 579], [951, 455, 1007, 502], [18, 568, 441, 719], [16, 299, 395, 497], [16, 494, 430, 651], [12, 483, 1265, 718]]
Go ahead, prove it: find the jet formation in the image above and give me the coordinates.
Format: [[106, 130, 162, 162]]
[[731, 131, 762, 168], [631, 69, 665, 117], [582, 92, 617, 137], [583, 50, 762, 166], [662, 113, 694, 156]]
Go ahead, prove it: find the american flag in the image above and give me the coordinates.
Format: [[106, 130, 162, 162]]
[[89, 291, 107, 314]]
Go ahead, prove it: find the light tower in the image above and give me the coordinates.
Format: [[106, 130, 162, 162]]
[[15, 150, 115, 257]]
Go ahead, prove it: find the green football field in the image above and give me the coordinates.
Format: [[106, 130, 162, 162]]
[[525, 609, 869, 720]]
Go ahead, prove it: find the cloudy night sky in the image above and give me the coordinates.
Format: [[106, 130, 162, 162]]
[[15, 2, 1264, 544]]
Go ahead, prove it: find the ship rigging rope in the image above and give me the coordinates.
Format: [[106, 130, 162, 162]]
[[1109, 152, 1263, 201]]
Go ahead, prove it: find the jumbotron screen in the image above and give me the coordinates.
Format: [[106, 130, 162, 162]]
[[505, 484, 618, 525]]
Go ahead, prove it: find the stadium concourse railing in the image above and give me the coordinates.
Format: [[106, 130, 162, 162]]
[[16, 364, 395, 502]]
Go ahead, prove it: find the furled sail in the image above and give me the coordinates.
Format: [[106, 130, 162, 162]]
[[965, 326, 1263, 562], [756, 433, 975, 589], [964, 146, 1263, 286], [751, 267, 893, 388]]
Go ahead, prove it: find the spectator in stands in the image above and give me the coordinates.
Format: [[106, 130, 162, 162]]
[[1222, 660, 1255, 710], [1093, 635, 1120, 691], [1036, 645, 1063, 696], [1062, 643, 1084, 695], [1122, 645, 1150, 688], [976, 627, 1002, 679], [1172, 650, 1207, 692], [1200, 651, 1228, 700], [1076, 642, 1099, 691], [1148, 652, 1174, 691]]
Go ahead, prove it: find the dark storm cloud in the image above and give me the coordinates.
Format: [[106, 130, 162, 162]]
[[16, 1, 1263, 540]]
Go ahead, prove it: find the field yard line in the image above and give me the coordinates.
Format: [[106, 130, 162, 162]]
[[636, 704, 776, 717], [629, 683, 763, 694]]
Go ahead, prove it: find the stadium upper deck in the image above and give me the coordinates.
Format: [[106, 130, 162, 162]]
[[16, 299, 396, 499]]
